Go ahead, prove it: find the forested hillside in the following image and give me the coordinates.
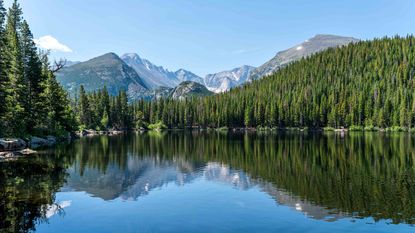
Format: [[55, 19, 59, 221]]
[[132, 36, 415, 129], [0, 0, 75, 137], [2, 0, 415, 134]]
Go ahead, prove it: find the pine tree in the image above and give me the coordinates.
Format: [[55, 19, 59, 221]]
[[101, 110, 109, 129], [119, 90, 130, 129], [20, 20, 43, 132], [134, 111, 144, 129], [40, 54, 76, 133], [244, 106, 252, 127], [4, 0, 25, 136], [0, 0, 7, 136], [79, 85, 92, 128]]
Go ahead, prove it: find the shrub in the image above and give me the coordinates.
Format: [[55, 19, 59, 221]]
[[148, 121, 167, 131], [349, 125, 363, 131], [363, 125, 378, 131], [386, 126, 407, 132]]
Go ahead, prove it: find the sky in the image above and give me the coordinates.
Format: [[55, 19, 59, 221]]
[[4, 0, 415, 77]]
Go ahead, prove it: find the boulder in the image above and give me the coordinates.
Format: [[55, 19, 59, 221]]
[[0, 138, 27, 151], [0, 149, 37, 160], [19, 148, 37, 155], [30, 136, 49, 149], [109, 130, 124, 135], [76, 130, 87, 137], [46, 135, 57, 145], [85, 129, 98, 135], [0, 151, 16, 158]]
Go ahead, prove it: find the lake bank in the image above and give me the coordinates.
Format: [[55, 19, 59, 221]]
[[0, 129, 128, 160], [2, 125, 414, 161]]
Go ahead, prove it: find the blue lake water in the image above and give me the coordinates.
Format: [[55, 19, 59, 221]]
[[1, 132, 414, 232]]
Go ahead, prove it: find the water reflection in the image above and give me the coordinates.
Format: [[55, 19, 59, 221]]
[[1, 131, 415, 233], [56, 132, 415, 224], [0, 156, 68, 233]]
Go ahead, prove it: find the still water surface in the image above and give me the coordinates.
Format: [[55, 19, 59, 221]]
[[1, 132, 414, 233]]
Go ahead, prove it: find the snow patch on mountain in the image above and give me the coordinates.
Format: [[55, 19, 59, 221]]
[[204, 65, 255, 93], [121, 53, 204, 90], [249, 34, 359, 81]]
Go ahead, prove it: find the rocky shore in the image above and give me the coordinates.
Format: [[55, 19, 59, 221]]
[[0, 129, 128, 161], [0, 136, 61, 161], [75, 129, 126, 137]]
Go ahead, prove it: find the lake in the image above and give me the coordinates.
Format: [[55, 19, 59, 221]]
[[1, 131, 414, 233]]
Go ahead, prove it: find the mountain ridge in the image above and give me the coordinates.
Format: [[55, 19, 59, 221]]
[[168, 81, 213, 100], [204, 65, 256, 93], [57, 52, 149, 99], [57, 34, 359, 99], [249, 34, 360, 81], [121, 53, 204, 89]]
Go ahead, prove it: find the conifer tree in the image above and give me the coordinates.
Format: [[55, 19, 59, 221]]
[[0, 0, 7, 136], [4, 0, 25, 136], [79, 85, 92, 128], [40, 54, 76, 133], [20, 20, 43, 132]]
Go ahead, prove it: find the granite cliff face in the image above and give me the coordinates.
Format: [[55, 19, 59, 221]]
[[121, 53, 204, 89], [168, 81, 213, 100], [204, 65, 255, 93]]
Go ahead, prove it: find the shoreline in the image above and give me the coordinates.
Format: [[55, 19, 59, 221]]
[[0, 130, 129, 161], [161, 126, 413, 133], [1, 126, 412, 161]]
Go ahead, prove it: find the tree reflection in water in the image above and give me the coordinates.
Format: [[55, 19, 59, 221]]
[[1, 131, 415, 233]]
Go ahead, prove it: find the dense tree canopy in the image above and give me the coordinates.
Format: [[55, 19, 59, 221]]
[[131, 36, 415, 130], [75, 86, 132, 130], [2, 0, 415, 134], [0, 0, 75, 137]]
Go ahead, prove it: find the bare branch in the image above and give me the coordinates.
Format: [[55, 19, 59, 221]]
[[51, 59, 67, 73]]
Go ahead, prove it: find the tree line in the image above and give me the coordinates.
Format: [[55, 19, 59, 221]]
[[3, 0, 415, 134], [130, 35, 415, 130], [0, 0, 75, 137], [75, 85, 134, 130]]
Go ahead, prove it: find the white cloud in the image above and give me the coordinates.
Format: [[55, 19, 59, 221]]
[[45, 200, 72, 218], [34, 35, 73, 53]]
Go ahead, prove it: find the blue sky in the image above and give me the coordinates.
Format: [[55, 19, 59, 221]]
[[4, 0, 415, 76]]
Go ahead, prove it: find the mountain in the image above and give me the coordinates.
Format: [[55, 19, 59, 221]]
[[57, 35, 358, 99], [121, 53, 205, 90], [141, 36, 415, 129], [121, 53, 179, 89], [65, 61, 80, 67], [175, 69, 204, 84], [204, 65, 256, 93], [57, 53, 148, 99], [249, 34, 360, 81], [147, 86, 174, 100], [168, 81, 213, 100], [64, 155, 346, 221]]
